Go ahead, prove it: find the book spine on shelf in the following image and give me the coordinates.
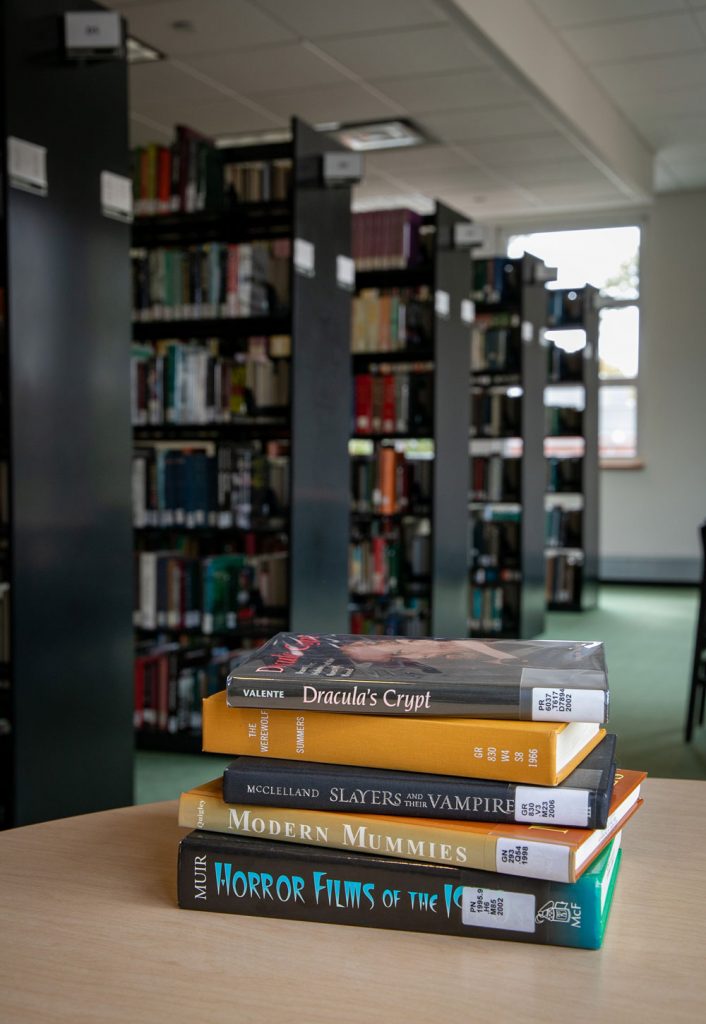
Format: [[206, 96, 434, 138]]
[[177, 831, 621, 949]]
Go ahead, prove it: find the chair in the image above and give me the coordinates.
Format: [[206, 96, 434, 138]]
[[685, 520, 706, 741]]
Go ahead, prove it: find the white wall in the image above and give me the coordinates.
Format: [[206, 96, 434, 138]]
[[600, 190, 706, 582]]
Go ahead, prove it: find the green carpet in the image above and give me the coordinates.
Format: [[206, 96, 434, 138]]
[[134, 584, 706, 804]]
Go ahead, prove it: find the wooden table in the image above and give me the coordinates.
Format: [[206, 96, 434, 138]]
[[0, 778, 703, 1023]]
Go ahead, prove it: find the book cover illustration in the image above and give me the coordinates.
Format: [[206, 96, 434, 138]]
[[226, 633, 609, 722], [177, 830, 623, 949], [203, 691, 605, 786], [222, 734, 617, 828], [179, 766, 643, 883]]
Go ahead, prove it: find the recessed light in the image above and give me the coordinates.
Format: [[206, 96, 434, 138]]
[[126, 36, 162, 64], [320, 119, 430, 152]]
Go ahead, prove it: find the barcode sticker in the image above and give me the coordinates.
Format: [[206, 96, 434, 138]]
[[496, 839, 570, 882], [461, 887, 536, 932], [515, 786, 590, 826], [531, 687, 606, 722]]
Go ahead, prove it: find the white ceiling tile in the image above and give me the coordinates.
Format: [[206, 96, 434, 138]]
[[179, 43, 347, 94], [132, 96, 287, 137], [690, 8, 706, 33], [562, 13, 700, 64], [129, 59, 228, 106], [532, 0, 689, 29], [526, 182, 627, 203], [364, 146, 473, 177], [637, 111, 706, 145], [313, 25, 488, 80], [256, 81, 398, 124], [664, 163, 706, 186], [369, 68, 523, 114], [419, 103, 554, 143], [121, 0, 294, 56], [389, 166, 501, 192], [610, 81, 706, 123], [459, 133, 584, 166], [253, 0, 447, 38], [596, 52, 706, 98], [502, 159, 613, 188]]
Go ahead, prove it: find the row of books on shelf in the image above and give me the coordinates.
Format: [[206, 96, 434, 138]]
[[134, 549, 287, 633], [350, 446, 431, 517], [547, 455, 583, 493], [349, 520, 430, 597], [132, 127, 219, 217], [472, 258, 522, 307], [353, 368, 433, 436], [471, 321, 521, 375], [352, 287, 433, 354], [546, 507, 582, 549], [132, 442, 289, 531], [349, 597, 429, 637], [223, 158, 292, 205], [472, 397, 585, 440], [469, 584, 517, 635], [352, 209, 426, 271], [134, 642, 243, 735], [471, 515, 520, 570], [175, 634, 641, 949], [132, 127, 293, 217], [131, 338, 291, 427], [131, 240, 290, 321], [470, 454, 521, 503], [546, 551, 584, 606], [0, 579, 9, 662]]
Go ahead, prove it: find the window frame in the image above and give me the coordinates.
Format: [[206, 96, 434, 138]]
[[497, 215, 645, 467]]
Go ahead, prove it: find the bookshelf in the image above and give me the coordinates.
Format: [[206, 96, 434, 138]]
[[1, 0, 134, 827], [131, 118, 352, 750], [349, 203, 472, 637], [544, 286, 599, 611], [470, 254, 555, 638]]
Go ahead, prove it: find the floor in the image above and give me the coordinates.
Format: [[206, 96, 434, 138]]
[[134, 583, 706, 804]]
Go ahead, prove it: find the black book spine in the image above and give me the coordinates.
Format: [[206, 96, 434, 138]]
[[177, 832, 606, 949], [222, 758, 611, 829]]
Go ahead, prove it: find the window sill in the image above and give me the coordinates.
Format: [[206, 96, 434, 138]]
[[600, 458, 645, 471]]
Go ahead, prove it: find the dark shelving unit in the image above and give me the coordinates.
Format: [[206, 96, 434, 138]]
[[0, 0, 134, 827], [131, 117, 352, 750], [470, 254, 555, 638], [544, 285, 599, 611], [349, 203, 472, 637]]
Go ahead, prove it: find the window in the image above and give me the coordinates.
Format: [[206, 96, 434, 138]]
[[507, 226, 641, 460]]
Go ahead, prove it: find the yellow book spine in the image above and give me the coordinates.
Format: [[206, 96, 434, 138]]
[[179, 783, 500, 875], [201, 695, 600, 786]]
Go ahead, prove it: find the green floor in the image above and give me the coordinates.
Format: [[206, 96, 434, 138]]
[[134, 583, 706, 805]]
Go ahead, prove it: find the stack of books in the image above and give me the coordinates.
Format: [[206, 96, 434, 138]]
[[177, 634, 645, 949]]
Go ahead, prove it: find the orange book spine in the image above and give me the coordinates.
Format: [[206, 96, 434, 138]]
[[202, 694, 603, 786]]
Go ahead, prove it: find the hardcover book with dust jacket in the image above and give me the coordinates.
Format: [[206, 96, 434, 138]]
[[177, 829, 624, 949], [226, 633, 609, 722]]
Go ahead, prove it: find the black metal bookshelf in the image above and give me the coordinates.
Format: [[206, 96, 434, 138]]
[[131, 117, 352, 751], [1, 0, 134, 827], [544, 285, 599, 611], [470, 254, 555, 639], [349, 203, 472, 637]]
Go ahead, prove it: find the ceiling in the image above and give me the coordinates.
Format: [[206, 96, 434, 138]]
[[111, 0, 706, 221]]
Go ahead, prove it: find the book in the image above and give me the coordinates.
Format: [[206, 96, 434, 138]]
[[202, 692, 605, 785], [179, 765, 641, 883], [225, 633, 609, 722], [177, 829, 623, 949], [221, 734, 617, 828]]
